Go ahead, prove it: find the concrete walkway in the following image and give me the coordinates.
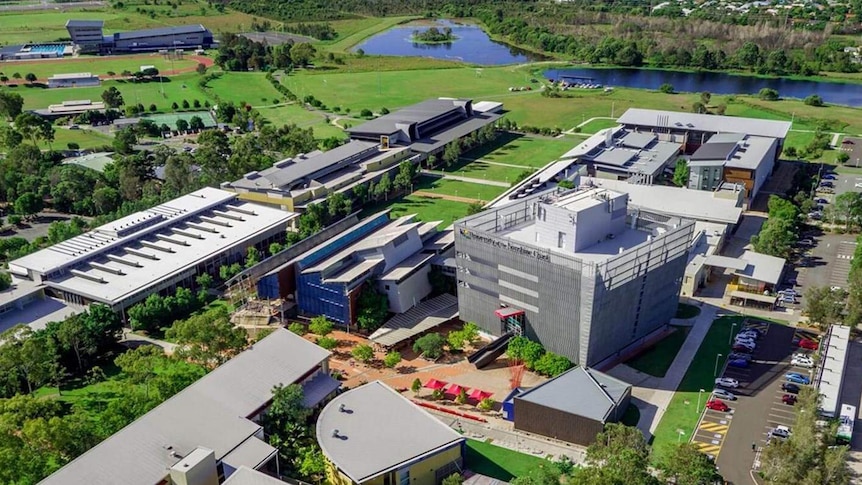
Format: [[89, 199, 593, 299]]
[[122, 329, 178, 354], [608, 302, 719, 439], [421, 170, 511, 187]]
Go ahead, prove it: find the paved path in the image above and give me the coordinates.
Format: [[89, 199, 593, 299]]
[[608, 302, 719, 439], [412, 191, 484, 204], [122, 329, 178, 354], [832, 132, 842, 148], [421, 170, 511, 187]]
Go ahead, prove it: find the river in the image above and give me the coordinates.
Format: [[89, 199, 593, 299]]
[[544, 67, 862, 107]]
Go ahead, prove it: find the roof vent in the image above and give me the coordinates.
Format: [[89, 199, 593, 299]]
[[332, 429, 340, 438], [339, 404, 346, 412]]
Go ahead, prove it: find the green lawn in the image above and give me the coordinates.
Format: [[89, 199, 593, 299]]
[[626, 327, 690, 378], [33, 362, 125, 410], [318, 16, 419, 52], [0, 56, 198, 81], [675, 303, 701, 319], [254, 104, 349, 139], [205, 72, 283, 106], [415, 175, 507, 201], [461, 132, 574, 168], [465, 439, 549, 482], [651, 316, 740, 464], [46, 128, 113, 151], [578, 118, 619, 134], [439, 159, 531, 184], [361, 193, 472, 228]]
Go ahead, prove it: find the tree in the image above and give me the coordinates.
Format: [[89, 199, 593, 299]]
[[356, 284, 389, 331], [804, 286, 847, 330], [0, 272, 11, 291], [113, 127, 138, 155], [692, 101, 706, 114], [658, 443, 722, 485], [411, 378, 422, 393], [447, 322, 480, 350], [14, 112, 53, 148], [351, 344, 374, 363], [383, 351, 401, 368], [308, 315, 333, 336], [507, 336, 546, 369], [413, 333, 445, 359], [580, 423, 657, 485], [14, 192, 42, 218], [11, 72, 21, 81], [443, 141, 461, 167], [189, 116, 205, 131], [700, 91, 711, 105], [466, 201, 485, 215], [290, 43, 317, 67], [114, 345, 165, 397], [101, 87, 125, 108], [195, 273, 213, 291], [0, 125, 23, 149], [374, 173, 392, 200], [0, 91, 24, 119], [24, 73, 37, 84], [532, 352, 573, 377], [672, 158, 690, 187], [182, 99, 190, 110], [393, 161, 416, 193], [175, 119, 189, 132], [196, 63, 208, 75], [758, 88, 779, 101], [658, 83, 674, 94], [804, 94, 824, 107], [360, 108, 373, 118], [165, 306, 248, 368], [837, 152, 850, 164]]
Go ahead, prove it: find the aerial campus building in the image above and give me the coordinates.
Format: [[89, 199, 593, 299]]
[[66, 20, 215, 54], [40, 328, 338, 485], [2, 188, 296, 324], [455, 186, 693, 366], [47, 72, 101, 88], [317, 381, 464, 485]]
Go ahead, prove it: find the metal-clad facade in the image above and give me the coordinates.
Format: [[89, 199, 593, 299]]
[[513, 399, 604, 446]]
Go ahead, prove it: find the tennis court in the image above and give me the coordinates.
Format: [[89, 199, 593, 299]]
[[143, 111, 217, 127]]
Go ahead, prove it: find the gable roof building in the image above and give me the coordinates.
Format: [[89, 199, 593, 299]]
[[40, 328, 335, 485], [316, 381, 464, 485]]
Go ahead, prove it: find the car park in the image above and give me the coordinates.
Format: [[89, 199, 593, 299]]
[[734, 337, 757, 345], [706, 399, 730, 412], [769, 425, 791, 441], [737, 329, 760, 339], [782, 382, 800, 394], [798, 338, 819, 350], [728, 359, 749, 368], [797, 238, 814, 246], [732, 344, 754, 353], [785, 373, 811, 385], [715, 377, 739, 389], [782, 394, 798, 405], [713, 388, 737, 401], [791, 356, 814, 368], [728, 352, 752, 361]]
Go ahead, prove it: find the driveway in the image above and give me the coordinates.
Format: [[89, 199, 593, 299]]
[[796, 234, 856, 291]]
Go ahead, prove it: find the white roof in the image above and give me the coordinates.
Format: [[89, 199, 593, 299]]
[[48, 72, 97, 80], [41, 329, 330, 485], [582, 178, 743, 225], [736, 250, 785, 285], [617, 108, 791, 139], [472, 101, 503, 112], [13, 187, 296, 306], [224, 467, 287, 485], [818, 325, 850, 418], [316, 381, 463, 484]]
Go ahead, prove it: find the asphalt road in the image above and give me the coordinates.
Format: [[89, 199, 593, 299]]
[[798, 234, 856, 291], [714, 324, 813, 485]]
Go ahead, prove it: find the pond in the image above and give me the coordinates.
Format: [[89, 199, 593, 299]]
[[353, 20, 545, 66], [544, 67, 862, 107]]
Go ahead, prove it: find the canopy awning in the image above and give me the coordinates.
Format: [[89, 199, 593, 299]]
[[301, 372, 341, 408], [221, 437, 277, 472], [445, 383, 468, 396], [730, 290, 777, 304], [495, 307, 525, 319], [424, 378, 447, 390], [369, 294, 458, 347], [469, 389, 493, 401]]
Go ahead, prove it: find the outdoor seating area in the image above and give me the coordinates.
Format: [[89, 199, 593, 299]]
[[423, 378, 495, 406]]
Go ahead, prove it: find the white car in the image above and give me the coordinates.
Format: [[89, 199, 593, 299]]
[[856, 182, 862, 189], [769, 425, 791, 441], [792, 357, 815, 368], [715, 377, 739, 389], [734, 340, 756, 350], [712, 388, 737, 401], [735, 337, 757, 346], [737, 330, 759, 340]]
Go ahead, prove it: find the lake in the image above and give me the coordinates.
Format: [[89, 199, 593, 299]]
[[353, 20, 544, 66], [544, 67, 862, 107]]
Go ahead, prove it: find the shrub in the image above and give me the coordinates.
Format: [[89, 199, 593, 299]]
[[351, 344, 374, 363], [442, 474, 463, 485], [455, 388, 467, 405], [804, 94, 824, 107], [758, 88, 779, 101], [837, 152, 849, 164], [360, 108, 373, 118], [288, 322, 305, 335], [309, 315, 334, 336], [413, 333, 445, 359], [383, 350, 401, 368], [380, 107, 390, 114], [658, 83, 674, 94], [317, 336, 338, 350], [478, 398, 495, 411], [447, 322, 480, 350], [431, 388, 444, 400], [8, 215, 22, 225], [532, 352, 574, 377], [411, 378, 422, 393]]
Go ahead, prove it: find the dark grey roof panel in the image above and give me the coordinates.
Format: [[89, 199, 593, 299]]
[[515, 367, 630, 422], [114, 24, 209, 40], [409, 113, 501, 153], [66, 19, 104, 28], [347, 98, 466, 137], [691, 142, 737, 161]]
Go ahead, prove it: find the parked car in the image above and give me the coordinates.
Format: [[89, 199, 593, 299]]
[[820, 181, 834, 188], [814, 197, 830, 204], [728, 359, 749, 368], [733, 344, 755, 353], [728, 352, 752, 361], [799, 338, 819, 350], [785, 372, 811, 385], [782, 383, 801, 394], [798, 238, 815, 246], [808, 212, 823, 220], [737, 330, 760, 339], [705, 399, 730, 412], [735, 336, 757, 345], [712, 388, 737, 401], [743, 325, 766, 335], [715, 377, 739, 388], [778, 289, 799, 297], [822, 174, 837, 180], [791, 357, 815, 368], [733, 340, 756, 350], [782, 394, 798, 405], [769, 425, 791, 441]]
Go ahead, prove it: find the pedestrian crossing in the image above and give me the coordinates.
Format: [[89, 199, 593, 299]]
[[699, 422, 729, 434]]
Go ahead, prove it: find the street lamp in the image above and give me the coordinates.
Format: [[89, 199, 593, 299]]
[[697, 388, 705, 413], [677, 429, 686, 443], [728, 322, 737, 345], [714, 353, 723, 377]]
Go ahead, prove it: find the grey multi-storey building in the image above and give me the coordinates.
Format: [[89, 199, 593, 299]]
[[454, 186, 693, 366]]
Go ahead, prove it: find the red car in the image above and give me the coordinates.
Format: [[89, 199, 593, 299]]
[[705, 399, 730, 412], [798, 339, 819, 350], [782, 394, 798, 405]]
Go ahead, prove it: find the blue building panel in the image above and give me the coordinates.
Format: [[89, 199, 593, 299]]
[[299, 212, 389, 268], [297, 272, 349, 325], [257, 273, 280, 300]]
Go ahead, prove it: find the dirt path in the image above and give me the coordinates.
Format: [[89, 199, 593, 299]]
[[413, 191, 484, 204]]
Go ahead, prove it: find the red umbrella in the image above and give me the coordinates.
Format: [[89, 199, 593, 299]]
[[445, 383, 468, 396], [469, 389, 493, 400], [424, 379, 447, 390]]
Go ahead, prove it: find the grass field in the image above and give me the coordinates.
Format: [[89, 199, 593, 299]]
[[204, 72, 283, 106], [651, 316, 739, 464], [361, 193, 472, 228], [415, 175, 507, 201], [578, 118, 619, 134], [626, 327, 690, 378], [46, 128, 113, 151], [0, 55, 199, 80], [143, 110, 216, 127], [316, 16, 419, 52], [465, 439, 548, 481], [461, 132, 573, 168], [439, 158, 532, 183]]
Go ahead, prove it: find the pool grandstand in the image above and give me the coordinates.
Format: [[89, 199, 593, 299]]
[[0, 43, 73, 60]]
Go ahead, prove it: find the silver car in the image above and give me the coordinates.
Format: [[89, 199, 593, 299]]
[[712, 388, 737, 401]]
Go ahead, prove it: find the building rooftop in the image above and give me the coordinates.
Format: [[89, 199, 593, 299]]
[[691, 142, 737, 161], [223, 467, 286, 485], [691, 136, 777, 171], [66, 19, 104, 28], [817, 325, 850, 418], [62, 151, 114, 172], [316, 381, 464, 484], [516, 367, 630, 422], [10, 188, 296, 306], [48, 72, 97, 80], [113, 24, 209, 41], [616, 108, 792, 139], [40, 329, 330, 485], [559, 127, 680, 178], [736, 250, 785, 285], [347, 98, 468, 137], [408, 113, 501, 154]]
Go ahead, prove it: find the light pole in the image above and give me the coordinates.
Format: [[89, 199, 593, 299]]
[[728, 322, 737, 345], [714, 353, 723, 377], [697, 388, 705, 413], [677, 429, 685, 443]]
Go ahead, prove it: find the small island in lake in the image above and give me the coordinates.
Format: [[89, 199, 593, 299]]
[[411, 27, 457, 44]]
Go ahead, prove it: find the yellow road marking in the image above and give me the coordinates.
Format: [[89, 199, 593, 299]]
[[698, 422, 728, 433]]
